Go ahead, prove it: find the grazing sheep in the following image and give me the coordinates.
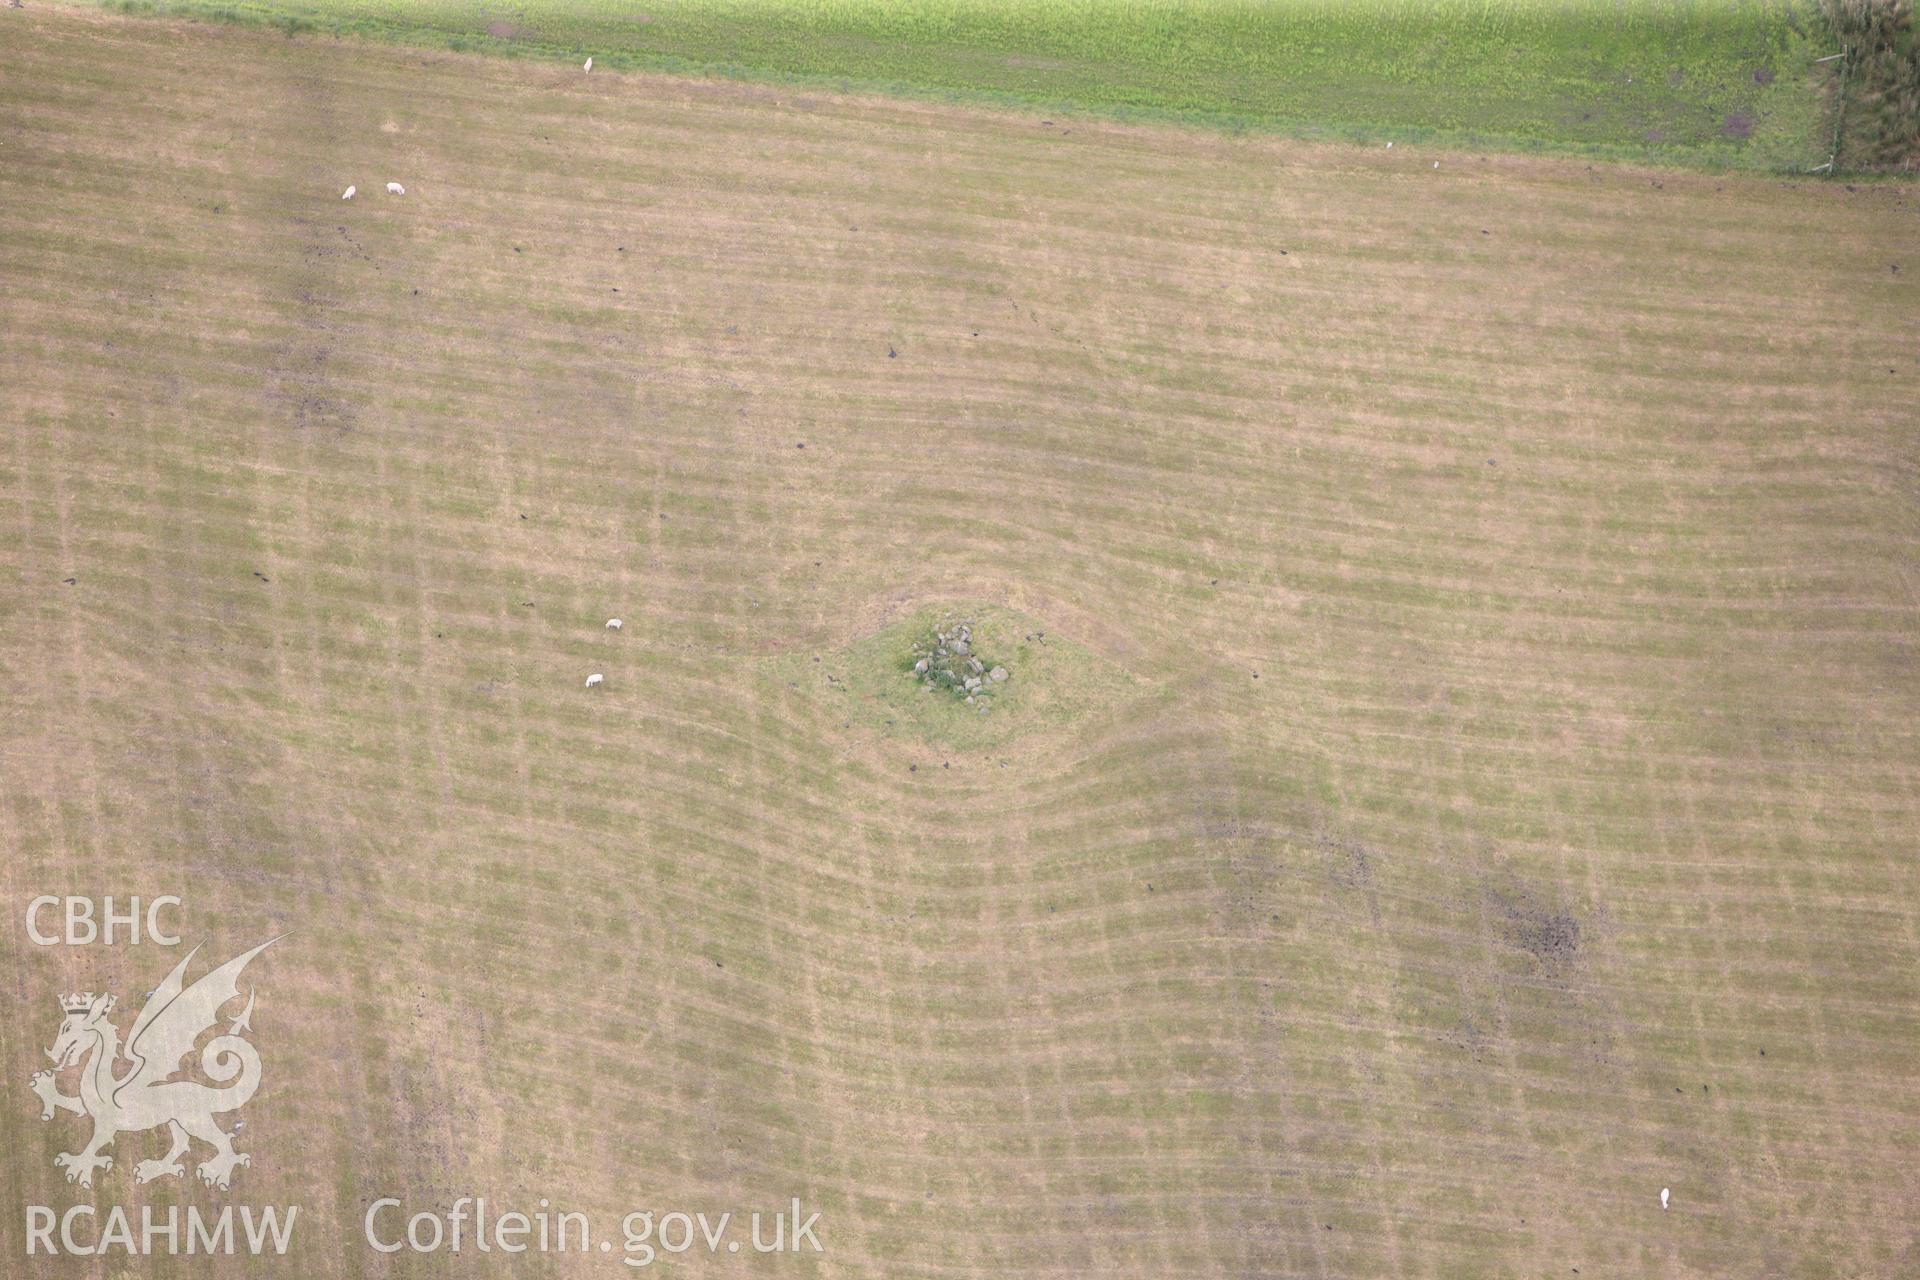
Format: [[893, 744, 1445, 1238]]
[[1660, 1188, 1669, 1211], [606, 619, 622, 630], [342, 185, 356, 200], [585, 673, 604, 689], [386, 182, 405, 196], [583, 57, 593, 73]]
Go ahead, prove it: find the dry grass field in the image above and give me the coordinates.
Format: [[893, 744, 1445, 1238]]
[[2, 6, 1918, 1277]]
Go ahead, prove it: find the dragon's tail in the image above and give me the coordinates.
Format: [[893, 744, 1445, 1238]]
[[198, 1035, 262, 1114]]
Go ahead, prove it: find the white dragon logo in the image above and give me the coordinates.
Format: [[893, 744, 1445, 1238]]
[[29, 938, 279, 1191]]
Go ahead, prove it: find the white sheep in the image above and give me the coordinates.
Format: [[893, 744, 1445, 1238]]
[[606, 619, 622, 630], [585, 673, 604, 688], [386, 182, 405, 196], [342, 185, 356, 200], [1660, 1188, 1669, 1211], [583, 57, 593, 73]]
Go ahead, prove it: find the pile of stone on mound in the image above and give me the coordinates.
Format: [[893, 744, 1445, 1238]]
[[910, 619, 1009, 714]]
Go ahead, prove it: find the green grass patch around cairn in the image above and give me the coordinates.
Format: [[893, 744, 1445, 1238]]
[[788, 604, 1136, 753]]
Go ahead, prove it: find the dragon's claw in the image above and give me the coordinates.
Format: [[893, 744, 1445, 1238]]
[[196, 1151, 247, 1191], [54, 1151, 111, 1188], [30, 1071, 58, 1121]]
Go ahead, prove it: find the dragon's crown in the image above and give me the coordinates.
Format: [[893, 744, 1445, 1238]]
[[60, 992, 111, 1015]]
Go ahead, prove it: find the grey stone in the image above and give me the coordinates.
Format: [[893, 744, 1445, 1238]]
[[950, 640, 970, 656], [989, 667, 1009, 682]]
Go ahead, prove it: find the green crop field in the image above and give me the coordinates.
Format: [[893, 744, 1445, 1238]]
[[2, 3, 1917, 1279], [88, 0, 1844, 168]]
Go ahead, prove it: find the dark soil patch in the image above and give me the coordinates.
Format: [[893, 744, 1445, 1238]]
[[1516, 911, 1581, 965], [1752, 66, 1775, 86], [1490, 887, 1583, 970], [485, 21, 523, 39], [1721, 110, 1755, 139]]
